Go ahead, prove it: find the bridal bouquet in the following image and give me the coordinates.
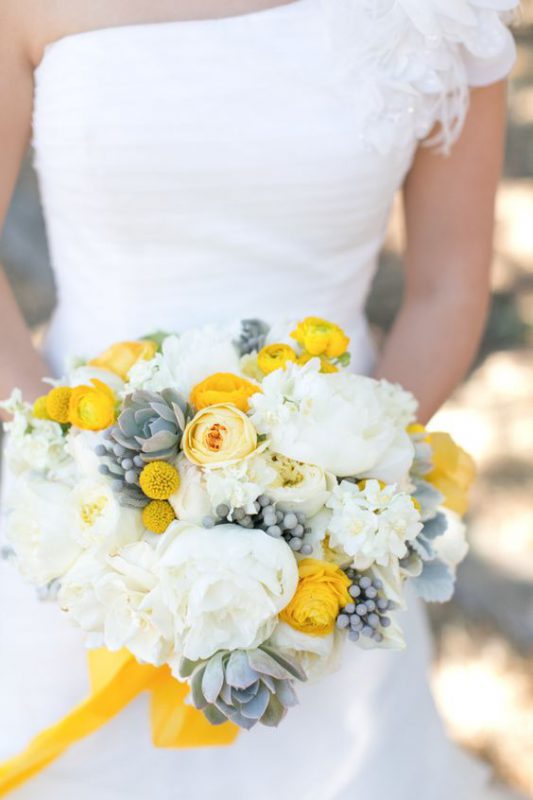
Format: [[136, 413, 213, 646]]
[[1, 317, 474, 731]]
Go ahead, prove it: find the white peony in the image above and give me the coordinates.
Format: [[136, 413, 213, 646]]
[[59, 541, 174, 664], [269, 622, 341, 681], [5, 476, 83, 586], [125, 326, 241, 398], [327, 479, 422, 569], [169, 457, 213, 525], [262, 453, 336, 517], [249, 362, 415, 480], [157, 522, 298, 662]]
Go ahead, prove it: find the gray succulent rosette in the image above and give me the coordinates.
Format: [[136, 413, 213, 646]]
[[178, 645, 307, 730]]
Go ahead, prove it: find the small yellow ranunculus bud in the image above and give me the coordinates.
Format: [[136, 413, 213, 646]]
[[46, 386, 73, 424], [89, 340, 158, 380], [142, 499, 176, 534], [297, 353, 338, 374], [33, 395, 51, 420], [291, 316, 350, 359], [280, 559, 352, 637], [139, 461, 180, 500], [183, 403, 258, 467], [190, 373, 260, 413], [426, 432, 476, 516], [257, 343, 298, 375], [68, 379, 116, 431]]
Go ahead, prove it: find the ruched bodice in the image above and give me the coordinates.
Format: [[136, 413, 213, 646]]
[[0, 1, 517, 798]]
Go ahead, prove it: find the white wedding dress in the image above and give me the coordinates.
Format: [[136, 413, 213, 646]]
[[0, 1, 518, 798]]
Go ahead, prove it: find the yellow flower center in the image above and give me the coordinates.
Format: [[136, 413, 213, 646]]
[[139, 461, 180, 500], [80, 496, 109, 527], [205, 423, 228, 452], [142, 500, 176, 534]]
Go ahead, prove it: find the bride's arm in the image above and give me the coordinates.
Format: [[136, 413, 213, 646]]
[[0, 6, 49, 412], [373, 81, 507, 424]]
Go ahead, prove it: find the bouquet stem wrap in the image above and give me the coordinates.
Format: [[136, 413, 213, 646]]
[[0, 649, 239, 797]]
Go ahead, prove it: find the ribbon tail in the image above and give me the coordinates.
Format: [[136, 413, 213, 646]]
[[150, 666, 239, 748], [0, 650, 156, 797]]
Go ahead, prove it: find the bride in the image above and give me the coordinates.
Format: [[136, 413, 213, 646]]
[[0, 1, 518, 798]]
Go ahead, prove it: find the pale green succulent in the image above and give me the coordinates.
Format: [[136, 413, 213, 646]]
[[178, 645, 307, 730]]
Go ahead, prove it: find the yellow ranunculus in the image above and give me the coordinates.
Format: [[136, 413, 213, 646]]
[[89, 340, 157, 380], [190, 373, 260, 413], [182, 403, 258, 467], [297, 352, 338, 374], [426, 432, 476, 516], [257, 344, 298, 375], [291, 316, 350, 359], [69, 379, 117, 431], [280, 559, 352, 637]]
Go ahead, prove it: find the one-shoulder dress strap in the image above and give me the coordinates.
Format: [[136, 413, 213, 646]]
[[319, 0, 519, 153]]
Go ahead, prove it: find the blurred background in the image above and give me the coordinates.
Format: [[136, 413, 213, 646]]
[[0, 8, 532, 798]]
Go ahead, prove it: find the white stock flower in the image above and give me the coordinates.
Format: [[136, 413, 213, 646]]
[[203, 454, 276, 516], [249, 362, 415, 481], [1, 390, 68, 477], [263, 453, 336, 517], [65, 429, 107, 480], [327, 479, 422, 569], [269, 623, 341, 681], [126, 326, 241, 398], [5, 476, 83, 586], [157, 522, 298, 662]]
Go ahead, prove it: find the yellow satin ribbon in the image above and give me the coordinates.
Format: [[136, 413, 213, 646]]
[[0, 649, 239, 797]]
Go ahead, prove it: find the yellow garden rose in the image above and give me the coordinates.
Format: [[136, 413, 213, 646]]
[[291, 316, 350, 359], [426, 432, 476, 516], [190, 372, 260, 413], [69, 379, 117, 431], [280, 559, 352, 637], [88, 340, 157, 380], [257, 343, 298, 375], [182, 403, 258, 466]]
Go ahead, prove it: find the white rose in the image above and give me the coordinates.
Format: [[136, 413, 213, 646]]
[[169, 458, 213, 524], [327, 479, 422, 569], [433, 509, 469, 568], [249, 362, 415, 481], [269, 622, 341, 681], [126, 326, 241, 398], [67, 365, 124, 394], [157, 522, 298, 662], [5, 476, 83, 586], [263, 453, 336, 517]]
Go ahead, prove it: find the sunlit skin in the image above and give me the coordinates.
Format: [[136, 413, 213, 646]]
[[0, 0, 507, 422]]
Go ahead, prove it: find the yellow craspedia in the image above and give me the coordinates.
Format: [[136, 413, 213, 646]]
[[45, 386, 73, 424], [190, 373, 260, 413], [139, 461, 180, 500], [297, 352, 338, 374], [142, 500, 176, 534], [291, 316, 350, 359], [257, 343, 298, 375], [68, 379, 116, 431], [89, 339, 158, 380], [33, 395, 51, 420], [280, 559, 352, 637], [426, 432, 476, 516]]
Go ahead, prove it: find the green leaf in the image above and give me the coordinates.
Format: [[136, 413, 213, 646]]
[[141, 331, 172, 352]]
